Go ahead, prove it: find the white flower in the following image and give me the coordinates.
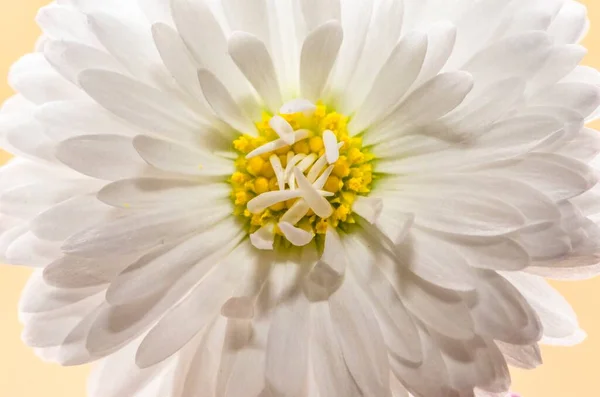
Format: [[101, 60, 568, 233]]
[[1, 0, 599, 396]]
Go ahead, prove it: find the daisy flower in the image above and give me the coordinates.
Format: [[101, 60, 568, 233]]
[[1, 0, 599, 396]]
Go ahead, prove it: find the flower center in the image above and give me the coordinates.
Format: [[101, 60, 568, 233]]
[[230, 99, 374, 250]]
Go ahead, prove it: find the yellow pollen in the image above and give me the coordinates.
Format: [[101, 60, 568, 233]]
[[324, 176, 342, 193], [253, 177, 270, 195], [247, 156, 265, 176], [309, 136, 324, 152], [231, 102, 375, 246]]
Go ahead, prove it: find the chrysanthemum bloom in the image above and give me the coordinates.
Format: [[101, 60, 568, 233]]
[[1, 0, 598, 396]]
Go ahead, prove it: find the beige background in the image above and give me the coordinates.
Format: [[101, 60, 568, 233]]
[[0, 1, 599, 396]]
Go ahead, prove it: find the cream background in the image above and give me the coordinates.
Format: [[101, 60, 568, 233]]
[[0, 1, 599, 396]]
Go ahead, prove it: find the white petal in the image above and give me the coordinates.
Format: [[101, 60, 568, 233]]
[[319, 226, 347, 277], [170, 0, 252, 99], [414, 22, 457, 86], [310, 302, 362, 397], [87, 12, 164, 83], [349, 31, 428, 133], [300, 21, 343, 101], [502, 272, 580, 340], [0, 179, 100, 220], [382, 193, 526, 238], [301, 0, 340, 31], [220, 297, 255, 320], [462, 31, 552, 84], [398, 229, 477, 292], [366, 71, 474, 140], [62, 204, 230, 258], [265, 277, 311, 395], [222, 0, 270, 45], [79, 69, 202, 141], [529, 44, 587, 91], [444, 0, 512, 69], [216, 319, 267, 397], [549, 1, 589, 45], [398, 276, 475, 340], [470, 271, 542, 345], [87, 337, 167, 397], [485, 153, 597, 201], [106, 223, 244, 306], [133, 135, 233, 176], [31, 194, 115, 242], [375, 210, 414, 246], [388, 174, 561, 225], [343, 235, 421, 363], [35, 100, 135, 140], [152, 22, 204, 99], [530, 82, 600, 119], [352, 196, 383, 224], [135, 243, 252, 367], [9, 53, 84, 104], [6, 231, 61, 266], [496, 341, 542, 370], [389, 329, 451, 397], [324, 4, 372, 101], [44, 40, 125, 84], [55, 134, 153, 180], [19, 271, 104, 314], [43, 254, 133, 289], [36, 5, 100, 45], [228, 32, 282, 112], [342, 0, 404, 114], [197, 68, 256, 136], [250, 224, 275, 250], [329, 274, 390, 397], [97, 178, 229, 209]]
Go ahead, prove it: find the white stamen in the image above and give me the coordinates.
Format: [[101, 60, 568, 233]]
[[269, 115, 296, 145], [281, 200, 311, 225], [290, 153, 318, 189], [314, 165, 334, 188], [248, 188, 333, 214], [297, 153, 318, 172], [280, 166, 333, 225], [279, 221, 314, 246], [269, 154, 285, 191], [247, 190, 304, 213], [221, 296, 255, 319], [352, 196, 384, 224], [280, 99, 317, 117], [246, 129, 310, 159], [323, 130, 340, 164], [294, 167, 334, 218], [250, 223, 276, 250], [284, 153, 307, 187], [307, 153, 328, 183]]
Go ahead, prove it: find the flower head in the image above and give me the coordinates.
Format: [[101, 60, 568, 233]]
[[1, 0, 599, 396]]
